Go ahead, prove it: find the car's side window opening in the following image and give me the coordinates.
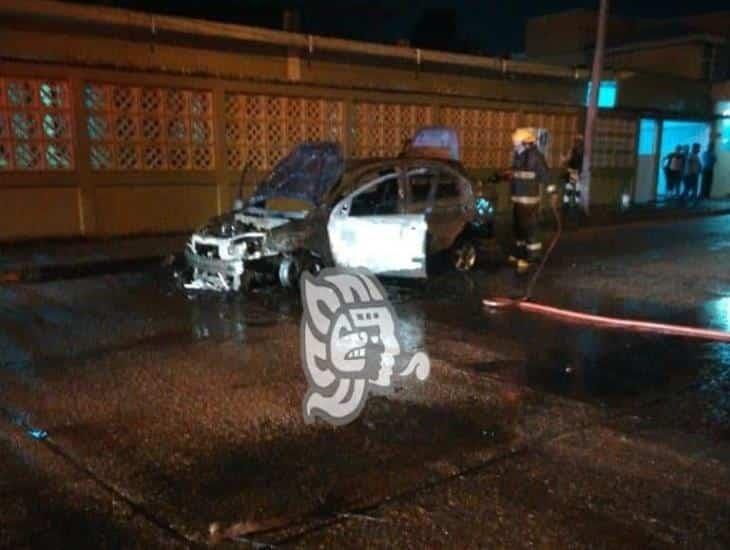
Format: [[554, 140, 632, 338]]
[[349, 175, 400, 217], [435, 171, 461, 200], [408, 168, 436, 210], [357, 166, 397, 184]]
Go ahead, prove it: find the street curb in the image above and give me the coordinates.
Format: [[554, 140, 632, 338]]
[[583, 207, 730, 229], [494, 206, 730, 232], [0, 254, 177, 284]]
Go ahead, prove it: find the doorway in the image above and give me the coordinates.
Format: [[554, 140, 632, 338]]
[[656, 120, 711, 198]]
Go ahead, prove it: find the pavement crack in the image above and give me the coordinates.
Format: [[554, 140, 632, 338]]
[[0, 404, 201, 548], [40, 436, 200, 546]]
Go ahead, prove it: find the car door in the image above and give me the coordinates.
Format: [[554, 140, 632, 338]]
[[429, 165, 471, 252], [327, 167, 427, 277]]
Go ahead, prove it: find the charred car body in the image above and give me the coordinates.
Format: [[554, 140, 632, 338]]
[[184, 129, 494, 291]]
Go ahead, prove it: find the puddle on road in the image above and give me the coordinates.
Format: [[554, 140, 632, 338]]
[[477, 288, 730, 434], [4, 267, 729, 435]]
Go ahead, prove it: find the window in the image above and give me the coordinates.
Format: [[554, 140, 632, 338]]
[[410, 177, 433, 203], [408, 168, 436, 205], [638, 119, 658, 156], [350, 176, 400, 216], [84, 83, 215, 171], [435, 173, 461, 199], [585, 80, 618, 109], [0, 78, 74, 170], [224, 94, 343, 170], [353, 102, 432, 158]]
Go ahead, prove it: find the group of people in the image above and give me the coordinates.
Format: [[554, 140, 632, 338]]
[[505, 130, 719, 274], [662, 143, 716, 200]]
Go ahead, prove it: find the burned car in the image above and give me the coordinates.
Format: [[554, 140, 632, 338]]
[[184, 130, 494, 292]]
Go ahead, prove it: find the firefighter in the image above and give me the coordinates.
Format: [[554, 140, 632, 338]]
[[508, 128, 554, 273]]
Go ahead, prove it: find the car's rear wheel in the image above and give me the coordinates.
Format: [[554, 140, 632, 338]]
[[450, 237, 478, 272]]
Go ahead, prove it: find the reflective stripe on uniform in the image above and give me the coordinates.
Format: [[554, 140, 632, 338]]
[[513, 170, 536, 180], [546, 184, 557, 193], [564, 183, 574, 191], [516, 240, 526, 247], [526, 242, 543, 251], [511, 196, 540, 205]]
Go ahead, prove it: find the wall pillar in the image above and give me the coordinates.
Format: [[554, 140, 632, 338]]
[[342, 97, 355, 158], [212, 83, 227, 213], [70, 74, 97, 236]]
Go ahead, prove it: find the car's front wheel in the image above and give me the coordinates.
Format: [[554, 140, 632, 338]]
[[278, 256, 300, 288], [278, 253, 325, 288]]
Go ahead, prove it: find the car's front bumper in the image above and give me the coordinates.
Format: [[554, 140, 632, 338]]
[[184, 248, 244, 278]]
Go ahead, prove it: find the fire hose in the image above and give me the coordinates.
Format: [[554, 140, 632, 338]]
[[483, 194, 730, 343]]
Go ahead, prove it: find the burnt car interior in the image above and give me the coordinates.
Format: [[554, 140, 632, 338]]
[[349, 172, 400, 216]]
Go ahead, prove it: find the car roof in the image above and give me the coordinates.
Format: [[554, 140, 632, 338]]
[[324, 155, 470, 204], [343, 156, 469, 177]]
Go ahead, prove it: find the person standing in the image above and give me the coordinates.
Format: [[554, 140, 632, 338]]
[[680, 145, 690, 196], [508, 128, 554, 273], [701, 141, 717, 199], [662, 145, 684, 199], [682, 143, 702, 201], [561, 134, 584, 211]]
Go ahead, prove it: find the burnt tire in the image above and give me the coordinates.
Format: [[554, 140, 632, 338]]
[[279, 253, 324, 289], [278, 257, 301, 288]]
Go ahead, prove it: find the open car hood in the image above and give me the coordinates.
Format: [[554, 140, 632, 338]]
[[248, 142, 344, 207]]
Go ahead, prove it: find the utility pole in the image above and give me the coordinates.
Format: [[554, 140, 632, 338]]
[[581, 0, 609, 215]]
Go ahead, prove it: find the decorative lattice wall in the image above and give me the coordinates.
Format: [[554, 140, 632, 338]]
[[0, 78, 74, 171], [224, 94, 344, 171], [441, 107, 518, 168], [352, 102, 432, 158], [441, 107, 579, 169], [594, 117, 637, 168], [84, 83, 214, 171]]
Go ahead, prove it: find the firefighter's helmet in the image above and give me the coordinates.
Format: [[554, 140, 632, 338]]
[[512, 127, 538, 147]]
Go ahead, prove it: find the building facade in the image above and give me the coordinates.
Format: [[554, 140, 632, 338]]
[[526, 9, 730, 82], [0, 0, 720, 240]]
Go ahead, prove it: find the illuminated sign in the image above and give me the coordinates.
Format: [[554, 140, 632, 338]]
[[585, 80, 618, 109]]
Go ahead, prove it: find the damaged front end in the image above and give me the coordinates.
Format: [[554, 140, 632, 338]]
[[184, 142, 342, 292], [184, 213, 275, 291]]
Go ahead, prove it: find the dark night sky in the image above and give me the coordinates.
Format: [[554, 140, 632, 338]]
[[75, 0, 729, 55]]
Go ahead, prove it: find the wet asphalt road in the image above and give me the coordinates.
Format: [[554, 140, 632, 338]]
[[1, 215, 729, 549]]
